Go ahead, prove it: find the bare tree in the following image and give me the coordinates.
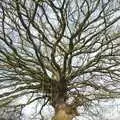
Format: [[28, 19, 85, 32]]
[[0, 0, 120, 119]]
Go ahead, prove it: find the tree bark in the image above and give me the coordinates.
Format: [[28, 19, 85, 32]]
[[51, 77, 79, 120], [52, 103, 78, 120]]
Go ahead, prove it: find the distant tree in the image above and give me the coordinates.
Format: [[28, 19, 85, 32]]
[[0, 0, 120, 120]]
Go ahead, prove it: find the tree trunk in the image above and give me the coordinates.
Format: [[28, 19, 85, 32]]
[[52, 103, 78, 120], [51, 78, 79, 120]]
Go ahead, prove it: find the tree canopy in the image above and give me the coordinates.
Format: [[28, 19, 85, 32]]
[[0, 0, 120, 119]]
